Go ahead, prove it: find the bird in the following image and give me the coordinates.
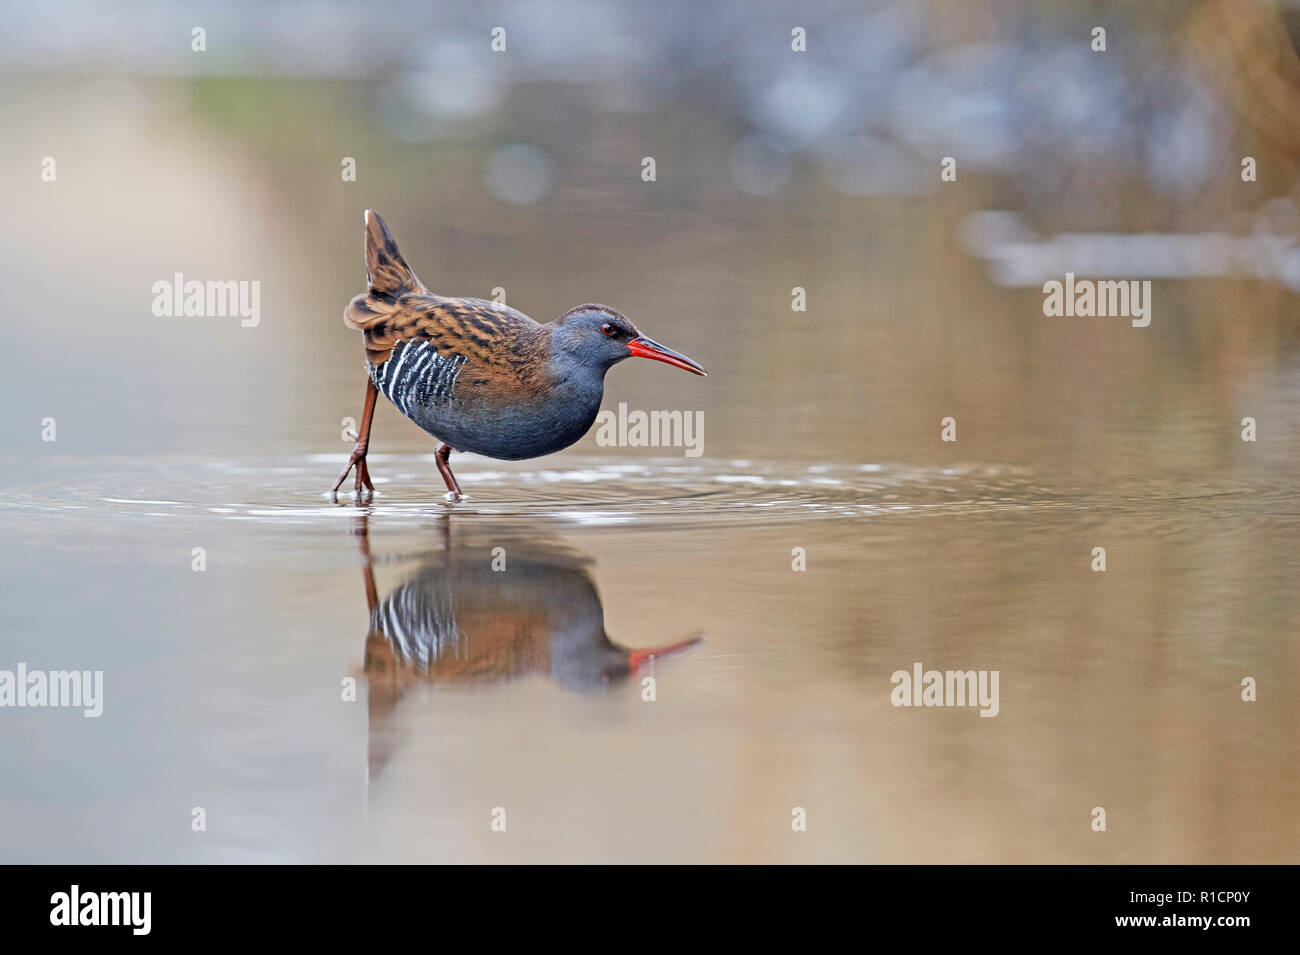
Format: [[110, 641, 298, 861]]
[[362, 543, 703, 691], [351, 518, 703, 778], [332, 210, 707, 500]]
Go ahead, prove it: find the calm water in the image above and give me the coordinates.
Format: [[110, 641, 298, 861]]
[[1, 453, 1296, 863]]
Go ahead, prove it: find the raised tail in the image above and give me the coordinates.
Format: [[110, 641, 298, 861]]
[[344, 210, 425, 332]]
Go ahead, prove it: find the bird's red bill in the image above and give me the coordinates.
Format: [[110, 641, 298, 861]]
[[627, 337, 707, 376], [627, 633, 705, 670]]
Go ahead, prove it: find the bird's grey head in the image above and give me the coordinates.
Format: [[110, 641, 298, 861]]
[[549, 304, 708, 378], [550, 304, 640, 373], [549, 635, 639, 692]]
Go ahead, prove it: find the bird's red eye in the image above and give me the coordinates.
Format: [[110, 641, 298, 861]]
[[601, 323, 615, 336]]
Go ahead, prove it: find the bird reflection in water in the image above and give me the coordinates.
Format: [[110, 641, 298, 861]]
[[353, 516, 702, 779]]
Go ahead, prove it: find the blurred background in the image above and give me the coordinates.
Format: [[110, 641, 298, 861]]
[[0, 0, 1297, 863], [3, 0, 1300, 469]]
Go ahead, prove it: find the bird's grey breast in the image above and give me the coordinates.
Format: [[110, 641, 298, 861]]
[[368, 337, 607, 459]]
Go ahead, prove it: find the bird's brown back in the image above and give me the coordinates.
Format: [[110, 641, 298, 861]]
[[343, 211, 551, 397], [346, 291, 544, 373]]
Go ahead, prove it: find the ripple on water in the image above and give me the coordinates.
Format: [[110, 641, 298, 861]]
[[0, 454, 1296, 532]]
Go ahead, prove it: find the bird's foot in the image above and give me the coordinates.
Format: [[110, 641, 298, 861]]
[[331, 447, 375, 501], [443, 489, 463, 504]]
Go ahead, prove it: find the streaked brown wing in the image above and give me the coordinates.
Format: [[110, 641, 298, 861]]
[[347, 293, 541, 369]]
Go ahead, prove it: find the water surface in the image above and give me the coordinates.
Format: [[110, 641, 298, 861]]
[[2, 453, 1294, 863]]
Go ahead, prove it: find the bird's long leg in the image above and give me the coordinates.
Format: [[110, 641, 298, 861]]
[[332, 378, 378, 498], [354, 514, 379, 613], [434, 442, 462, 502]]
